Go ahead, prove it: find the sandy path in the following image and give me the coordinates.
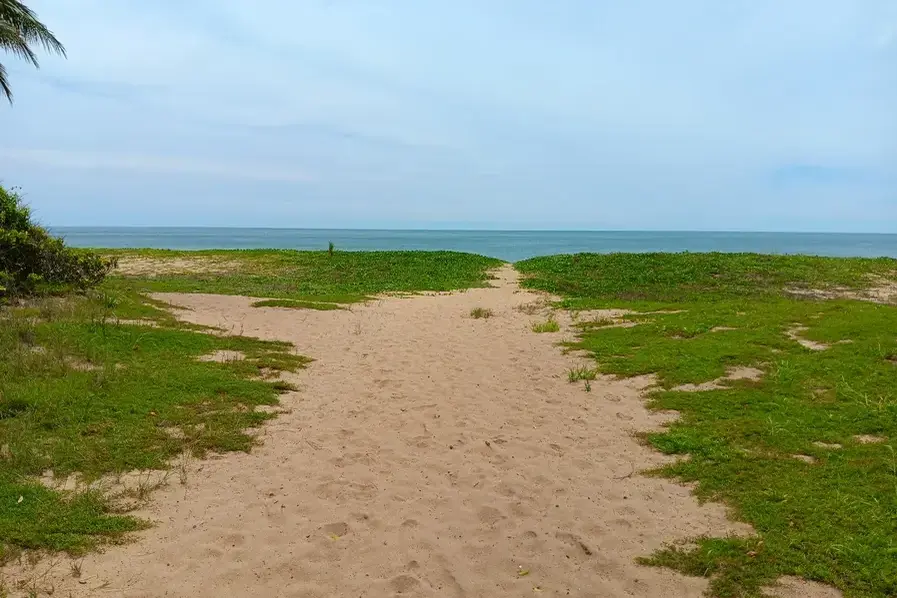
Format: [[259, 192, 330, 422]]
[[9, 266, 749, 597]]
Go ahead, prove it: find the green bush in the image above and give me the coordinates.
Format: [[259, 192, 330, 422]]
[[0, 185, 114, 297]]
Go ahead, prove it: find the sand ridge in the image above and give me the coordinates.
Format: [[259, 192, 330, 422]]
[[4, 266, 756, 597]]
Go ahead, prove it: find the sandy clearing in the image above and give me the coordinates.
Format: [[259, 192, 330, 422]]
[[786, 275, 897, 305], [672, 366, 764, 392], [764, 576, 844, 598], [853, 434, 887, 445], [196, 350, 247, 363], [114, 256, 240, 277], [786, 326, 830, 351], [5, 266, 760, 598]]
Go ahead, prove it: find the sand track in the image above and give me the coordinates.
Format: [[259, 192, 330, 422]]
[[6, 266, 751, 597]]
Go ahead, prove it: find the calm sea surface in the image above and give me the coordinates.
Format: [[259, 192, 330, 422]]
[[51, 228, 897, 262]]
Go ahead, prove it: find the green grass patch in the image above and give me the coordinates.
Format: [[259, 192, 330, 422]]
[[532, 318, 560, 333], [469, 307, 494, 319], [517, 253, 897, 597], [251, 299, 343, 311], [0, 292, 309, 555], [102, 249, 503, 303], [517, 252, 895, 307]]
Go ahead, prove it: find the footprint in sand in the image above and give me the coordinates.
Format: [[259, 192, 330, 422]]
[[556, 531, 594, 557], [391, 574, 421, 593], [477, 506, 506, 525], [323, 522, 349, 538]]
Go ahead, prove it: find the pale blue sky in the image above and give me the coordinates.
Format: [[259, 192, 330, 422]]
[[1, 1, 895, 231]]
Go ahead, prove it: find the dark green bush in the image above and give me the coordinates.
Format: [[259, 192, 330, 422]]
[[0, 185, 114, 297]]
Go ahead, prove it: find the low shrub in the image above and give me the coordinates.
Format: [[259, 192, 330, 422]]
[[0, 185, 114, 298]]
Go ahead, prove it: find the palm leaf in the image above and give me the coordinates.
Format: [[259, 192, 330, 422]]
[[0, 20, 38, 66], [0, 0, 66, 103], [0, 62, 12, 101], [0, 0, 64, 56]]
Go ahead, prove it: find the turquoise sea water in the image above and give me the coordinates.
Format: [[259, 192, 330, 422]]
[[52, 228, 897, 262]]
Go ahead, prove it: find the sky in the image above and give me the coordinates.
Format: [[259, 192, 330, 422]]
[[1, 0, 895, 231]]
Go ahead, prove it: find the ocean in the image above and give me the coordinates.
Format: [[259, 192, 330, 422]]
[[51, 227, 897, 263]]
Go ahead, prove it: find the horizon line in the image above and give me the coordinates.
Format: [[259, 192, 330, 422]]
[[45, 225, 897, 236]]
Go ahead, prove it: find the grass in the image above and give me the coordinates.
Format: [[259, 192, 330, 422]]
[[567, 364, 598, 382], [251, 299, 343, 311], [517, 252, 897, 307], [469, 307, 494, 319], [578, 316, 616, 328], [532, 318, 560, 333], [272, 380, 299, 393], [517, 252, 897, 598], [0, 290, 309, 556], [101, 249, 503, 304]]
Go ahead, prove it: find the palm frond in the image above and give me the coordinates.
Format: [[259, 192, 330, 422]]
[[0, 0, 66, 103], [0, 61, 12, 102], [0, 0, 65, 57], [0, 20, 38, 66]]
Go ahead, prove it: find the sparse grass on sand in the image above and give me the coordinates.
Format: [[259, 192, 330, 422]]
[[532, 318, 560, 333], [251, 299, 343, 311], [0, 291, 310, 557], [517, 253, 897, 598], [101, 249, 503, 304], [469, 307, 494, 319]]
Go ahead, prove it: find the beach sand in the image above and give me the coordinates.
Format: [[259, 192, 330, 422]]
[[7, 265, 805, 597]]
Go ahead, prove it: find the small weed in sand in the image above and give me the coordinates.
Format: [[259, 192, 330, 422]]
[[515, 300, 549, 315], [520, 253, 897, 597], [583, 380, 592, 392], [470, 307, 494, 319], [177, 453, 191, 486], [532, 318, 560, 333], [567, 365, 597, 382]]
